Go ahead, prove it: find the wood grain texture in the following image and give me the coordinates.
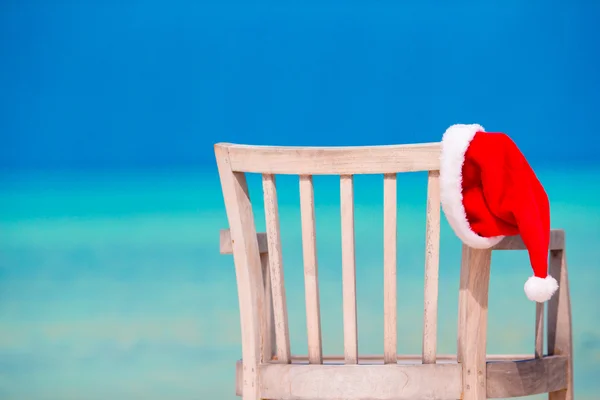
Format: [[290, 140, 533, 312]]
[[220, 229, 268, 255], [535, 302, 544, 359], [220, 227, 564, 257], [548, 248, 574, 400], [221, 228, 566, 255], [299, 175, 323, 364], [234, 354, 537, 396], [221, 229, 564, 254], [217, 142, 441, 175], [216, 139, 574, 400], [260, 253, 276, 361], [457, 243, 470, 363], [340, 175, 358, 364], [422, 170, 440, 364], [492, 229, 564, 251], [486, 356, 568, 398], [258, 363, 462, 400], [235, 359, 242, 396], [262, 174, 291, 363], [257, 354, 534, 364], [460, 247, 492, 400], [215, 145, 265, 400], [383, 173, 397, 364]]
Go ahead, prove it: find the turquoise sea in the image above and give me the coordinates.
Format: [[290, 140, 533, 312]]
[[1, 168, 598, 399], [3, 0, 599, 398]]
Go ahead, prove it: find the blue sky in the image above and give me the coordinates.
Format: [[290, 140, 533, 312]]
[[2, 0, 600, 170]]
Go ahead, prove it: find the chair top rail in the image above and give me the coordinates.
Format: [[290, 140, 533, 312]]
[[215, 142, 441, 175]]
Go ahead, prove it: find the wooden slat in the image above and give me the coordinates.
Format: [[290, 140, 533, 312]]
[[486, 356, 568, 398], [340, 175, 358, 364], [220, 229, 268, 255], [460, 248, 492, 400], [260, 252, 276, 361], [262, 174, 291, 363], [215, 146, 265, 400], [548, 248, 574, 400], [299, 175, 323, 364], [258, 363, 462, 400], [235, 359, 243, 396], [492, 229, 564, 251], [535, 302, 544, 359], [457, 243, 470, 363], [218, 142, 441, 175], [422, 170, 441, 364], [383, 173, 397, 364]]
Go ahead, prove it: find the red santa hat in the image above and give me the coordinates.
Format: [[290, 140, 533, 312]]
[[439, 124, 558, 302]]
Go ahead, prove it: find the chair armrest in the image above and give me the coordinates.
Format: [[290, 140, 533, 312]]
[[220, 229, 269, 255], [492, 229, 565, 251]]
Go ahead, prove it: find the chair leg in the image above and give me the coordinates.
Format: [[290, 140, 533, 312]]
[[460, 247, 493, 400], [457, 244, 470, 364], [548, 248, 574, 400]]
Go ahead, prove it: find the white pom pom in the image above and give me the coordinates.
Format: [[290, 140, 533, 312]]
[[524, 275, 559, 302]]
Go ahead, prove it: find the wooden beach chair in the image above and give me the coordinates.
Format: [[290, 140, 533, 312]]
[[215, 142, 574, 400]]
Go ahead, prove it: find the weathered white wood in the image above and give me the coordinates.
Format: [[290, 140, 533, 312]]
[[460, 247, 492, 400], [299, 175, 323, 364], [383, 173, 397, 364], [220, 228, 566, 255], [340, 175, 358, 364], [457, 243, 470, 363], [422, 170, 441, 364], [535, 302, 544, 359], [215, 146, 265, 400], [492, 229, 565, 251], [217, 140, 574, 400], [486, 355, 568, 398], [220, 228, 268, 255], [219, 142, 441, 175], [258, 363, 462, 400], [548, 248, 574, 400], [263, 353, 534, 364], [262, 174, 291, 363], [235, 359, 243, 396], [260, 252, 276, 361], [235, 354, 537, 396]]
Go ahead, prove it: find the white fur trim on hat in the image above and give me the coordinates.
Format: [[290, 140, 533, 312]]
[[524, 275, 558, 302], [440, 124, 505, 249]]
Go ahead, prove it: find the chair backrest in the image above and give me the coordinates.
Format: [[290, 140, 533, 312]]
[[215, 141, 442, 371], [217, 142, 575, 400]]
